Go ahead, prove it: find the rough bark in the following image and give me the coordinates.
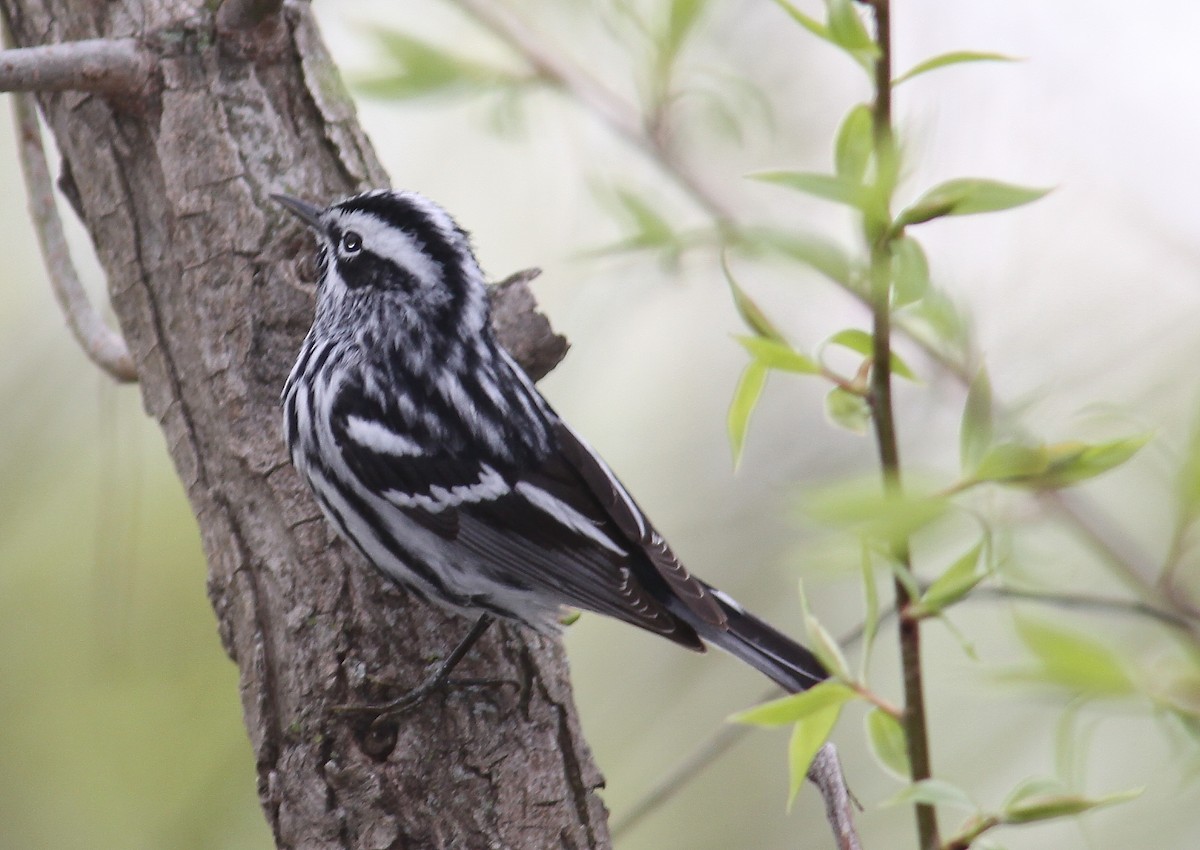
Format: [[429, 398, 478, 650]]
[[2, 2, 608, 848]]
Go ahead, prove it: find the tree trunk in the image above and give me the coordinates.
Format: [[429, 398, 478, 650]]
[[2, 2, 611, 847]]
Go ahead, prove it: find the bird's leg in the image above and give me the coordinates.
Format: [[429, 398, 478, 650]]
[[335, 614, 496, 720]]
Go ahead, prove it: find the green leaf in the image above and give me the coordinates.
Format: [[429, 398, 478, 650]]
[[664, 0, 708, 58], [865, 707, 910, 780], [771, 0, 830, 42], [935, 612, 979, 660], [918, 540, 986, 614], [888, 558, 923, 606], [613, 188, 676, 249], [771, 0, 878, 72], [891, 235, 930, 306], [357, 30, 514, 100], [824, 328, 918, 381], [687, 76, 769, 145], [824, 0, 881, 69], [825, 387, 871, 434], [806, 481, 951, 546], [1036, 435, 1150, 487], [1001, 787, 1142, 825], [1001, 776, 1070, 811], [896, 179, 1051, 228], [750, 170, 873, 211], [896, 286, 970, 356], [799, 579, 851, 679], [748, 227, 858, 287], [972, 442, 1050, 483], [834, 104, 874, 183], [1153, 668, 1200, 721], [893, 51, 1019, 86], [960, 368, 994, 471], [971, 435, 1149, 489], [826, 0, 875, 49], [722, 255, 786, 342], [1013, 619, 1135, 696], [885, 778, 978, 812], [859, 545, 881, 678], [728, 361, 769, 468], [788, 702, 844, 805], [1179, 407, 1200, 512], [730, 680, 855, 726], [735, 335, 821, 375]]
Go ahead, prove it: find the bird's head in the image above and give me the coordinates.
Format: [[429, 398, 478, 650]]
[[273, 189, 491, 352]]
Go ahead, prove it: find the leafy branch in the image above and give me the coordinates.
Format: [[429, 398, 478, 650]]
[[353, 1, 1198, 846], [351, 3, 1185, 616]]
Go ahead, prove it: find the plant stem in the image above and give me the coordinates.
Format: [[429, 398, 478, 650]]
[[862, 1, 940, 848]]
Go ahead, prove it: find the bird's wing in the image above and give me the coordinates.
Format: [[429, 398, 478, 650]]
[[330, 402, 703, 648], [549, 420, 728, 630]]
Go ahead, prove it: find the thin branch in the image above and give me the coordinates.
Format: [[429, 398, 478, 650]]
[[11, 92, 136, 382], [450, 0, 736, 228], [979, 585, 1197, 635], [0, 38, 153, 94], [1045, 492, 1200, 642], [808, 743, 863, 850], [610, 715, 753, 840]]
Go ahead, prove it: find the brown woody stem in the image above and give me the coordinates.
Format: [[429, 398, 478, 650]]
[[862, 1, 939, 848]]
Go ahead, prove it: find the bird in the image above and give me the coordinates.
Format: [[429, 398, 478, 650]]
[[273, 188, 827, 711]]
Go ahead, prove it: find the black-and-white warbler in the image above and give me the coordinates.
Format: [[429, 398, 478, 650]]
[[274, 189, 827, 703]]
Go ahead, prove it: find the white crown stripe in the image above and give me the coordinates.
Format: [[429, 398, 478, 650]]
[[330, 210, 442, 289]]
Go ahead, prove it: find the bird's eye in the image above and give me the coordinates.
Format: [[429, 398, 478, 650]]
[[341, 231, 362, 254]]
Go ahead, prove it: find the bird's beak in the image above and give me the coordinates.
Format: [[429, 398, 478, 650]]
[[271, 193, 324, 231]]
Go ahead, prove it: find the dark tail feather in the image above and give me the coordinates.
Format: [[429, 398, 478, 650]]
[[688, 585, 828, 694]]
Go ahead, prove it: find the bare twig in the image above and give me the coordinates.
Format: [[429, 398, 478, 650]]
[[11, 92, 136, 382], [1046, 492, 1200, 641], [610, 718, 750, 841], [0, 38, 153, 94], [978, 586, 1196, 634], [450, 0, 735, 228], [216, 0, 284, 31], [808, 743, 862, 850]]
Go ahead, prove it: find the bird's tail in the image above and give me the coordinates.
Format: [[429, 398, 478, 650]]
[[689, 584, 828, 694]]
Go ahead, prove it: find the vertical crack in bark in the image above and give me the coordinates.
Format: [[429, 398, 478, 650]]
[[539, 673, 602, 848]]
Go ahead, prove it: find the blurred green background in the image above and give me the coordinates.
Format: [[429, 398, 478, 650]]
[[2, 1, 1198, 848]]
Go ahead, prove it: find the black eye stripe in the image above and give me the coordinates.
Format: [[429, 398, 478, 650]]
[[335, 195, 464, 281]]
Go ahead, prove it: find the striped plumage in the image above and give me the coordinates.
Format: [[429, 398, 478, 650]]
[[277, 189, 826, 694]]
